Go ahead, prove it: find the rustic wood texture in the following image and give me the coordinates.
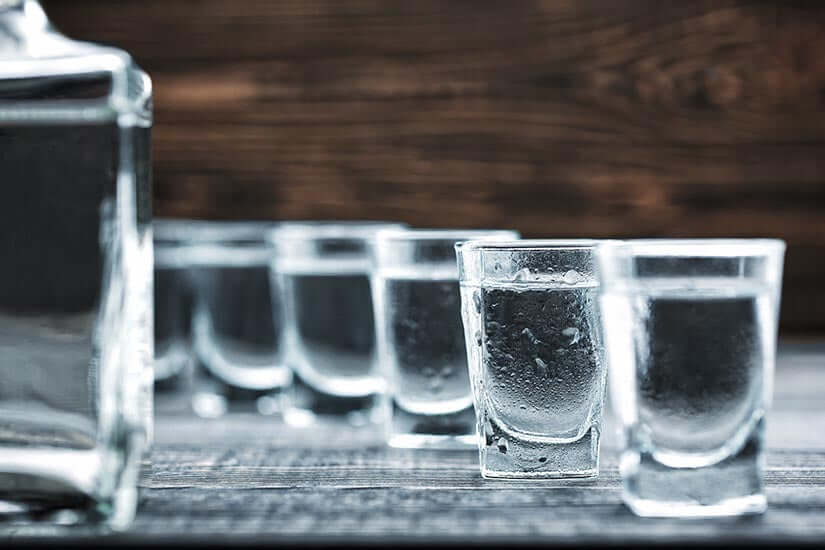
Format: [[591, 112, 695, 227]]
[[43, 1, 825, 333], [9, 343, 825, 546]]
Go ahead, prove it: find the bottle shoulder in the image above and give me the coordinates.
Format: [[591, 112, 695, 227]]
[[0, 1, 150, 123], [0, 0, 133, 74]]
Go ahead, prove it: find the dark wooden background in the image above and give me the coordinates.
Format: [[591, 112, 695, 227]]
[[43, 0, 825, 334]]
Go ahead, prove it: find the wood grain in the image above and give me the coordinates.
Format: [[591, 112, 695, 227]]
[[42, 0, 825, 333], [8, 343, 825, 545]]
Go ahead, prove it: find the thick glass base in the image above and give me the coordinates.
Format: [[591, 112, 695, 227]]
[[192, 362, 287, 418], [621, 429, 765, 518], [153, 346, 191, 391], [0, 495, 114, 535], [283, 372, 384, 429], [0, 447, 138, 531], [624, 493, 767, 518], [388, 401, 476, 450], [480, 419, 600, 479]]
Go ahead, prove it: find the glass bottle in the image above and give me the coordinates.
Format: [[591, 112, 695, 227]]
[[0, 0, 152, 529]]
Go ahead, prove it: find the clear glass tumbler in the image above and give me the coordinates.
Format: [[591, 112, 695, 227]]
[[596, 239, 785, 517], [457, 240, 607, 478], [372, 229, 520, 449], [271, 221, 405, 428], [187, 221, 289, 418]]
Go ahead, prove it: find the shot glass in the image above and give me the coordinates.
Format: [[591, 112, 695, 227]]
[[271, 221, 405, 428], [457, 240, 607, 478], [372, 229, 520, 449], [153, 220, 196, 394], [596, 239, 785, 518], [186, 221, 289, 418]]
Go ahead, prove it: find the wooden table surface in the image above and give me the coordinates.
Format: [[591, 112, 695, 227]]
[[12, 341, 825, 546]]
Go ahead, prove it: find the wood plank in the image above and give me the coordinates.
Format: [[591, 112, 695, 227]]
[[8, 345, 825, 545], [42, 1, 825, 333]]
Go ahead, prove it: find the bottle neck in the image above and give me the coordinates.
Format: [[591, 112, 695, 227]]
[[0, 0, 25, 11]]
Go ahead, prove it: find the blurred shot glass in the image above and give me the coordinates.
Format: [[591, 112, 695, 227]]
[[371, 229, 519, 449], [187, 221, 288, 418], [270, 221, 405, 429], [596, 239, 785, 518], [153, 220, 196, 395], [457, 240, 607, 478]]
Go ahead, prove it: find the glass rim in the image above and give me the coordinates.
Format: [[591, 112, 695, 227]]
[[598, 238, 786, 257], [375, 228, 519, 243], [154, 219, 276, 244], [456, 238, 605, 252], [268, 220, 406, 241]]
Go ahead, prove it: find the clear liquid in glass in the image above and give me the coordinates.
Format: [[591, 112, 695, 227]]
[[380, 272, 474, 448], [472, 280, 605, 478], [0, 83, 148, 527], [280, 267, 384, 426], [191, 260, 288, 418], [605, 278, 772, 516]]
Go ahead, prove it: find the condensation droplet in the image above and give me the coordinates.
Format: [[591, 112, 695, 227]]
[[538, 457, 547, 463], [497, 437, 509, 454], [513, 267, 532, 281], [562, 327, 581, 345], [472, 290, 482, 314], [563, 269, 580, 285], [474, 330, 482, 347], [534, 357, 548, 370], [521, 327, 541, 347]]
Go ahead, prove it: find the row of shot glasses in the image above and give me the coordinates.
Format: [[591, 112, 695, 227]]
[[154, 219, 785, 518]]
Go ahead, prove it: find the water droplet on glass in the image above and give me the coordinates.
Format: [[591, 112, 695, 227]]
[[513, 267, 531, 281], [519, 404, 527, 410], [521, 327, 540, 345], [493, 262, 502, 271], [534, 357, 548, 370], [474, 330, 482, 347], [561, 327, 581, 345], [472, 290, 482, 314], [497, 437, 509, 454], [538, 457, 547, 463], [563, 269, 580, 285]]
